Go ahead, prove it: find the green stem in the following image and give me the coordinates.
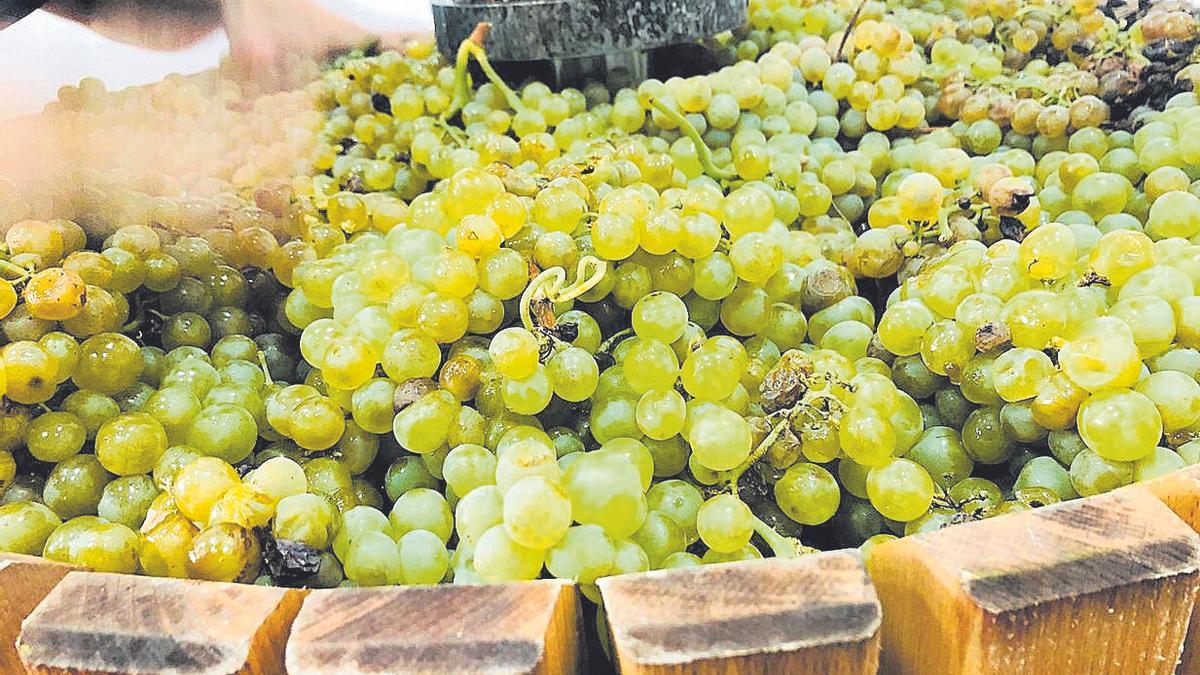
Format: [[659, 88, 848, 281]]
[[518, 256, 608, 332], [752, 515, 800, 559], [0, 259, 30, 280], [644, 96, 736, 180], [729, 417, 789, 497], [437, 118, 468, 147], [466, 41, 525, 113], [597, 327, 635, 355], [442, 35, 475, 122], [441, 24, 526, 123], [257, 351, 275, 386]]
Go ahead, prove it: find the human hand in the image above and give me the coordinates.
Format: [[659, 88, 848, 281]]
[[220, 0, 431, 88]]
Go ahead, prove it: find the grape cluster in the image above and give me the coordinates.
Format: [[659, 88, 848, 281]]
[[0, 0, 1196, 600]]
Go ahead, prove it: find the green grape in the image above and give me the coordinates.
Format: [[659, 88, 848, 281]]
[[92, 412, 167, 477], [503, 365, 554, 415], [623, 339, 680, 394], [495, 438, 560, 492], [687, 404, 751, 471], [389, 488, 453, 543], [563, 451, 645, 538], [547, 347, 599, 402], [906, 426, 974, 489], [384, 456, 439, 503], [186, 404, 258, 464], [630, 510, 685, 567], [489, 327, 540, 379], [1178, 441, 1200, 465], [1077, 389, 1162, 462], [244, 456, 307, 504], [546, 524, 615, 583], [948, 478, 1003, 516], [443, 444, 496, 496], [61, 390, 120, 439], [1135, 370, 1200, 432], [1070, 449, 1134, 497], [304, 458, 355, 508], [866, 458, 934, 522], [455, 484, 503, 546], [503, 476, 572, 549], [52, 518, 139, 573], [274, 493, 340, 550], [636, 388, 687, 440], [990, 348, 1054, 403], [172, 456, 240, 522], [351, 378, 398, 434], [97, 475, 158, 529], [398, 529, 450, 584], [345, 531, 402, 586], [473, 524, 544, 582], [1014, 456, 1078, 501], [632, 292, 689, 343], [646, 479, 702, 544], [25, 411, 86, 462], [393, 390, 457, 454], [73, 333, 143, 395], [589, 396, 641, 445], [0, 501, 61, 555], [696, 494, 754, 553], [961, 406, 1015, 465], [877, 299, 935, 356], [775, 462, 840, 525]]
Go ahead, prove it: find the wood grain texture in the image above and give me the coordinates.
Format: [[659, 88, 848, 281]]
[[598, 551, 881, 675], [17, 572, 306, 675], [1135, 464, 1200, 675], [867, 489, 1200, 675], [285, 579, 580, 674], [0, 553, 74, 674]]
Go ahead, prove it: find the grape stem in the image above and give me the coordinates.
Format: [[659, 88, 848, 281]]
[[443, 23, 526, 123], [596, 327, 635, 355], [836, 0, 870, 61], [436, 118, 468, 147], [0, 259, 31, 281], [729, 416, 790, 498], [519, 255, 608, 333], [751, 515, 803, 559], [643, 95, 736, 181], [257, 351, 274, 386]]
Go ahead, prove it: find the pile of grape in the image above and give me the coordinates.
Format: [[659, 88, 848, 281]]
[[0, 0, 1197, 606]]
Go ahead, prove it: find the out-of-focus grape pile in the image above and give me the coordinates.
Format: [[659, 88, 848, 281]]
[[0, 0, 1198, 601]]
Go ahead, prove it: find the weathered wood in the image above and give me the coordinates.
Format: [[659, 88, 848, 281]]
[[866, 489, 1200, 675], [17, 572, 305, 674], [0, 554, 74, 674], [285, 579, 580, 674], [1135, 464, 1200, 675], [598, 551, 881, 675]]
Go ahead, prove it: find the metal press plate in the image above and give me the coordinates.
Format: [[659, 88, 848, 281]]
[[431, 0, 747, 62]]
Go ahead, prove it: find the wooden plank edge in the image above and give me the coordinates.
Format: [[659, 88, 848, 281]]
[[599, 550, 881, 674], [17, 571, 306, 675], [0, 554, 76, 675], [1129, 463, 1200, 675], [285, 579, 581, 675], [866, 488, 1200, 675]]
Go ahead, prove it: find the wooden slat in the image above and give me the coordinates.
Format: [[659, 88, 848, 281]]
[[866, 489, 1200, 675], [17, 572, 305, 674], [1135, 464, 1200, 675], [0, 554, 75, 674], [285, 579, 580, 674], [598, 551, 881, 674]]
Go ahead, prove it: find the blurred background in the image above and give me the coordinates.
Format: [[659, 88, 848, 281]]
[[0, 0, 435, 120]]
